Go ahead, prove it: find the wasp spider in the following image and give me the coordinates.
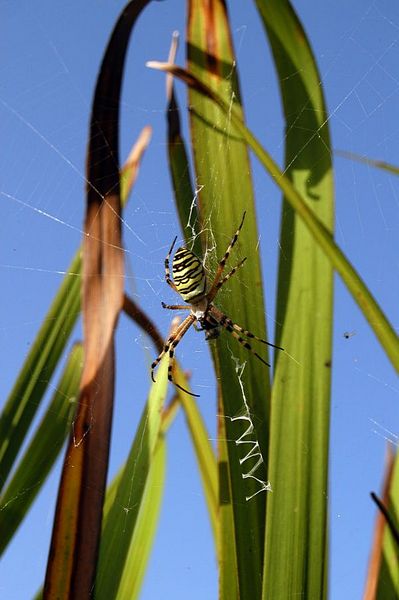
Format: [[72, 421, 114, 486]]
[[151, 212, 283, 397]]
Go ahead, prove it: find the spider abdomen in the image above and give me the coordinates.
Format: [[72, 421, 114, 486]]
[[172, 247, 206, 302]]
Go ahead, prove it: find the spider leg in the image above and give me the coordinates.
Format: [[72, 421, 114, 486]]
[[166, 315, 199, 397], [210, 305, 284, 351], [217, 318, 270, 366], [207, 212, 246, 299], [151, 314, 199, 397], [164, 235, 179, 292], [168, 342, 200, 398], [161, 302, 189, 310], [207, 257, 247, 302], [151, 314, 194, 381]]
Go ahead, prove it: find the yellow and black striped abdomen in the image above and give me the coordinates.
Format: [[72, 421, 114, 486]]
[[172, 247, 206, 302]]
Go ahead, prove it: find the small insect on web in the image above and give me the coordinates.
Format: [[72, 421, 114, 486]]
[[151, 212, 284, 397]]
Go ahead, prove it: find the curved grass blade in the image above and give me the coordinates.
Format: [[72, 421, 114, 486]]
[[254, 2, 333, 596], [146, 61, 399, 373], [0, 344, 82, 556], [0, 126, 151, 494], [186, 3, 271, 598], [43, 3, 150, 597]]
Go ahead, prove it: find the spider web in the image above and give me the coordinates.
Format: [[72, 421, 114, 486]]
[[1, 1, 399, 599]]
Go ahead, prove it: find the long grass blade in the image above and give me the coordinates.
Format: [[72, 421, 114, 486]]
[[43, 3, 151, 596], [186, 2, 270, 597], [254, 2, 333, 596]]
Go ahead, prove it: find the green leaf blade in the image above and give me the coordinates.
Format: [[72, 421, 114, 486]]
[[255, 2, 333, 597], [0, 254, 81, 490], [95, 358, 169, 600], [0, 344, 83, 556], [187, 2, 271, 598], [115, 438, 167, 600]]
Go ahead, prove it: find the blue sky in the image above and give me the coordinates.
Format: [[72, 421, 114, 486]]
[[1, 1, 399, 598]]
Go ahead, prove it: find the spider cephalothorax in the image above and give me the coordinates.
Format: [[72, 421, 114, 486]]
[[151, 212, 283, 396]]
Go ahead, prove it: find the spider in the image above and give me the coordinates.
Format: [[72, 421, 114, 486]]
[[151, 212, 283, 397]]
